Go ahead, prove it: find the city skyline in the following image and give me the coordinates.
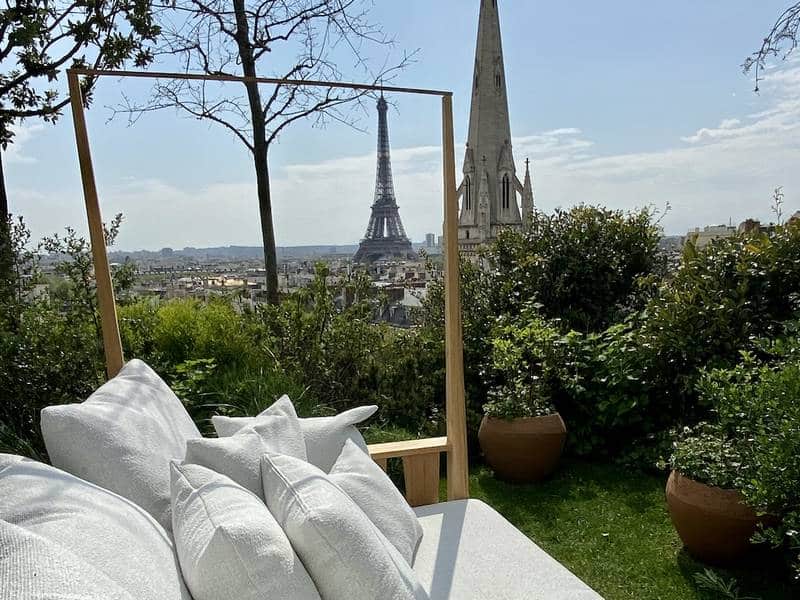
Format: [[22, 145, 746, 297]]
[[5, 0, 798, 251]]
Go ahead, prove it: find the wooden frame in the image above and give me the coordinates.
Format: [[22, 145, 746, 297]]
[[66, 68, 468, 504]]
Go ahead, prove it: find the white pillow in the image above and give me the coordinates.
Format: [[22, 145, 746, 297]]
[[260, 453, 430, 600], [0, 454, 191, 600], [170, 462, 321, 600], [213, 399, 377, 472], [0, 519, 135, 600], [184, 410, 306, 498], [40, 359, 200, 530], [301, 406, 378, 472], [329, 438, 423, 565]]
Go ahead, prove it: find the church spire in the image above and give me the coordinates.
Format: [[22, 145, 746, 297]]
[[521, 158, 534, 227], [458, 0, 524, 251]]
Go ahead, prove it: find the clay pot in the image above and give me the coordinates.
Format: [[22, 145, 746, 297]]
[[478, 413, 566, 483], [666, 470, 763, 564]]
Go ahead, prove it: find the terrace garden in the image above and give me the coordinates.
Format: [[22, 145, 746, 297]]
[[2, 204, 800, 598]]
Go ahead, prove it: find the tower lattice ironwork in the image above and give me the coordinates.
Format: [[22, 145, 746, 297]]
[[354, 94, 415, 263]]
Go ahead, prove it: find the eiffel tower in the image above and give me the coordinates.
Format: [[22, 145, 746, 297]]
[[353, 94, 416, 263]]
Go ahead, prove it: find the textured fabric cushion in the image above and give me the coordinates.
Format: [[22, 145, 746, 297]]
[[329, 438, 423, 564], [184, 408, 306, 498], [413, 500, 603, 600], [300, 406, 377, 472], [0, 454, 191, 600], [0, 519, 135, 600], [170, 462, 320, 600], [261, 453, 429, 600], [40, 359, 200, 530], [213, 400, 377, 472]]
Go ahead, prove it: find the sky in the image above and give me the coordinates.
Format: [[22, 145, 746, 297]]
[[6, 0, 800, 250]]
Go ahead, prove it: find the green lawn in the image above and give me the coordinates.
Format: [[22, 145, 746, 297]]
[[465, 460, 798, 600]]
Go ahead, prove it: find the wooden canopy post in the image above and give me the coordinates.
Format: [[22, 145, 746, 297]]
[[67, 71, 124, 378], [442, 94, 469, 501]]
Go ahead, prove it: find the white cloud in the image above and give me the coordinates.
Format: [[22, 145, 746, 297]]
[[5, 123, 44, 164]]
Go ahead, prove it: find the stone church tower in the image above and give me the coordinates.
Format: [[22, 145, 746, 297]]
[[458, 0, 534, 253]]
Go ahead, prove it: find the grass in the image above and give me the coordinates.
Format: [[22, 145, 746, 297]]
[[465, 460, 798, 600]]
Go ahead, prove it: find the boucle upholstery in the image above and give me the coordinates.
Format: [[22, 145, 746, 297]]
[[0, 519, 135, 600], [40, 359, 200, 530], [261, 453, 430, 600], [413, 500, 603, 600], [0, 454, 191, 600], [213, 402, 377, 472], [329, 438, 423, 564], [170, 462, 320, 600]]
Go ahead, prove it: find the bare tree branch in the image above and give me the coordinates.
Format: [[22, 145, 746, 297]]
[[744, 3, 800, 91]]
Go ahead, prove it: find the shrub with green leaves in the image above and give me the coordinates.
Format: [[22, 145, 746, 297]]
[[481, 306, 561, 421], [670, 358, 800, 577], [0, 217, 127, 459], [554, 318, 657, 456], [642, 221, 800, 409], [484, 205, 665, 333]]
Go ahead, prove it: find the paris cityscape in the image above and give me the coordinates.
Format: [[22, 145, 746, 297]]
[[3, 1, 800, 599]]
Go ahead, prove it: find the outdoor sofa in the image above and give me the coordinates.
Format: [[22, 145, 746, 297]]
[[0, 359, 602, 599]]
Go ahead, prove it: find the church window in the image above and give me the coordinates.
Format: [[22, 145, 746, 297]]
[[465, 176, 472, 210], [466, 229, 470, 239], [495, 73, 501, 88], [501, 173, 511, 210]]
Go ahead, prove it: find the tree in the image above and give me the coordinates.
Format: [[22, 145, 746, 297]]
[[744, 3, 800, 91], [0, 0, 161, 298], [120, 0, 413, 305]]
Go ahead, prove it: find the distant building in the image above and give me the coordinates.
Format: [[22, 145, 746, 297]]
[[685, 225, 736, 249], [738, 219, 777, 236], [425, 233, 436, 248]]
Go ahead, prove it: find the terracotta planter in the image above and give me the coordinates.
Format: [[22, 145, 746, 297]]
[[666, 470, 763, 564], [478, 413, 566, 483]]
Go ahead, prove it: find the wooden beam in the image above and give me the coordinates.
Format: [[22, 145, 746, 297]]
[[67, 72, 124, 379], [403, 453, 441, 507], [442, 95, 469, 501], [368, 437, 449, 461], [66, 68, 452, 98]]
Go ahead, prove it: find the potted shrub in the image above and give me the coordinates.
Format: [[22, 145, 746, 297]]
[[666, 427, 765, 564], [478, 380, 566, 483], [666, 358, 800, 568]]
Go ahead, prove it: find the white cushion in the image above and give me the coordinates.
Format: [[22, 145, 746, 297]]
[[300, 406, 377, 472], [213, 400, 377, 472], [329, 438, 423, 564], [0, 519, 135, 600], [184, 408, 306, 498], [413, 500, 603, 600], [40, 359, 200, 530], [260, 453, 429, 600], [0, 454, 191, 600], [169, 462, 320, 600]]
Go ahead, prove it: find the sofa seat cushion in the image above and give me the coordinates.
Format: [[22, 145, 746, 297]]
[[412, 500, 603, 600], [0, 519, 136, 600], [0, 454, 191, 600]]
